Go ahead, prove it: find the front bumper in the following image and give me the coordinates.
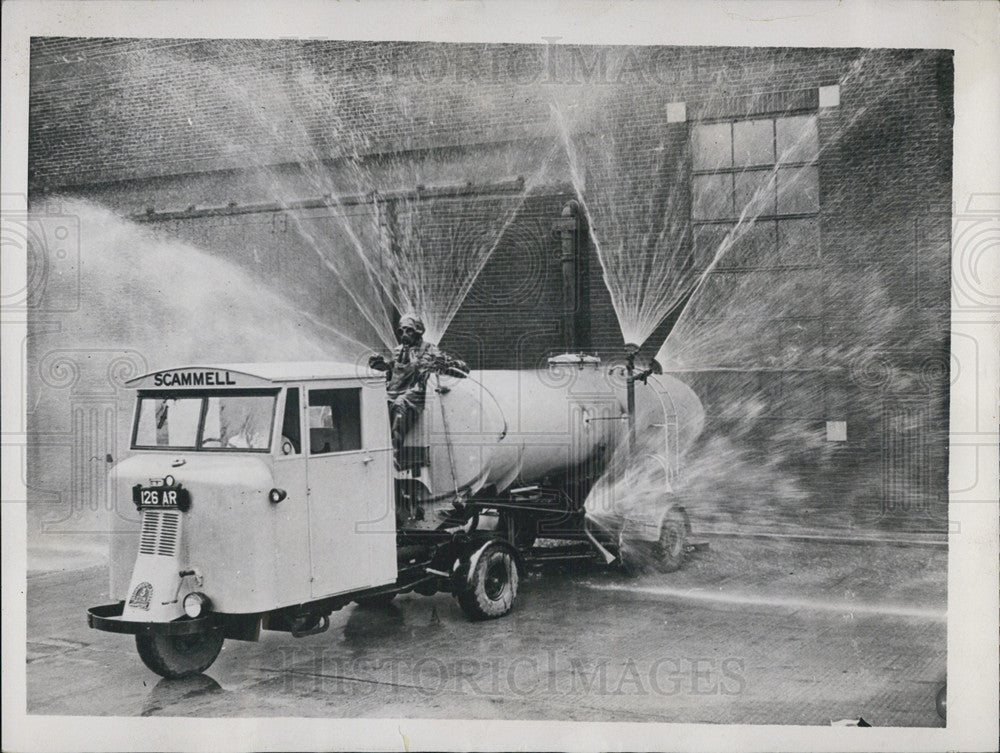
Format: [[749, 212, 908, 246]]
[[87, 602, 218, 636]]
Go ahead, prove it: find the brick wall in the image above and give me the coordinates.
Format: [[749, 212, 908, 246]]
[[28, 40, 953, 531]]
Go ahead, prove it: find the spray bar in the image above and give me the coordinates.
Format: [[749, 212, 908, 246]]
[[131, 177, 527, 222]]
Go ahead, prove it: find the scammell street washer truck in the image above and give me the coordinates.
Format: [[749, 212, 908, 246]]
[[87, 354, 705, 678]]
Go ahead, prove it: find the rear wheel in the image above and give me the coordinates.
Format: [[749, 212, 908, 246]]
[[135, 630, 224, 679], [620, 509, 687, 575], [652, 509, 687, 573], [457, 545, 519, 620]]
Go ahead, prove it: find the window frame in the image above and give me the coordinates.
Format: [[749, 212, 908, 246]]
[[690, 109, 820, 227], [277, 385, 303, 456], [305, 385, 365, 457], [131, 388, 279, 453], [687, 109, 825, 365]]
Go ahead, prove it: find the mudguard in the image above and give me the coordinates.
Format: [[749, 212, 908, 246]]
[[87, 602, 218, 636], [452, 537, 526, 591], [621, 504, 690, 543], [89, 602, 261, 641]]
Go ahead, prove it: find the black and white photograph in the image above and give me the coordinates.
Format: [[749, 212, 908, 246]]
[[2, 2, 997, 751]]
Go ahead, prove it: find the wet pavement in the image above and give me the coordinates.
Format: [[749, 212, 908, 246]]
[[26, 535, 946, 726]]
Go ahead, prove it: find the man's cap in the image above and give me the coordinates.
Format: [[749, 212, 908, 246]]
[[398, 313, 425, 335]]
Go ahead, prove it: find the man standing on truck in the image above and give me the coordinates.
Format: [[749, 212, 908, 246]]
[[368, 313, 468, 469]]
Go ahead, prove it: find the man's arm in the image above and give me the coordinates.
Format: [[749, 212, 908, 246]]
[[441, 353, 469, 374], [368, 353, 391, 373], [423, 345, 469, 375]]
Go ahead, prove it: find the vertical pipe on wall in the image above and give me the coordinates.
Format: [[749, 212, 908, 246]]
[[557, 199, 581, 352]]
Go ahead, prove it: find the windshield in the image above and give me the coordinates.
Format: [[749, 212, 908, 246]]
[[132, 390, 278, 451]]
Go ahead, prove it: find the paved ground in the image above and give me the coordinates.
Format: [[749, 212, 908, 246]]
[[26, 535, 946, 726]]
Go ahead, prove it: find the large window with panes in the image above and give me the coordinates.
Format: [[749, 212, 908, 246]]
[[690, 113, 820, 270], [688, 112, 823, 415]]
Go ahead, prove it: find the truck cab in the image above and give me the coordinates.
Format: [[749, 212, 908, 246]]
[[93, 363, 405, 676]]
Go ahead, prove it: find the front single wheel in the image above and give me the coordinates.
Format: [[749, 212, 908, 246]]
[[457, 546, 519, 621], [135, 630, 224, 679]]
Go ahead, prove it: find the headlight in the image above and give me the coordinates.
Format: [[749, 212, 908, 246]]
[[183, 591, 211, 618], [269, 488, 287, 504]]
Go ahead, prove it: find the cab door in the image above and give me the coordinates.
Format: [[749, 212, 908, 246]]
[[305, 382, 394, 598], [270, 385, 312, 604]]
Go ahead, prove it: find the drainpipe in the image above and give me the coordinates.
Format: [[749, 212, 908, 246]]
[[553, 200, 581, 352]]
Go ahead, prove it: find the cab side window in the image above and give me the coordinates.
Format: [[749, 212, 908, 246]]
[[307, 388, 362, 454], [280, 387, 301, 454]]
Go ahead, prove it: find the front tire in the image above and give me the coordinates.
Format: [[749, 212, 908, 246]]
[[135, 630, 224, 679], [457, 545, 519, 621]]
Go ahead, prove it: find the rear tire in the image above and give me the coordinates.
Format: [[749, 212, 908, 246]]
[[135, 630, 224, 679], [652, 510, 687, 573], [457, 546, 518, 621], [619, 509, 687, 575]]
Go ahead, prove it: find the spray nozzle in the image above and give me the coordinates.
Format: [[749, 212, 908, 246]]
[[624, 353, 662, 384]]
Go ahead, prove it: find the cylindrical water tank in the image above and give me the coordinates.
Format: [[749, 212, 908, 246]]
[[402, 355, 704, 499]]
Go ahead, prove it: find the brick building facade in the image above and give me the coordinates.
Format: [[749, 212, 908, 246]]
[[28, 39, 952, 532]]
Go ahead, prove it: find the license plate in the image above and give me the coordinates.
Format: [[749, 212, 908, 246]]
[[132, 485, 190, 510]]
